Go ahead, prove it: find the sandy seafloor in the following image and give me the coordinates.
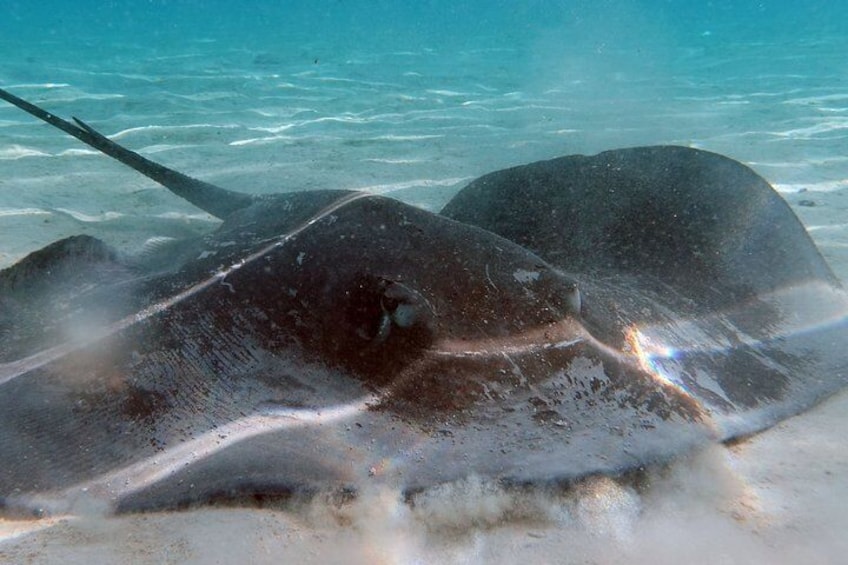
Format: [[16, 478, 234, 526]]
[[1, 2, 848, 563]]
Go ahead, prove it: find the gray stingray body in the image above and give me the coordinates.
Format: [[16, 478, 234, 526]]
[[0, 87, 846, 515], [442, 148, 848, 436]]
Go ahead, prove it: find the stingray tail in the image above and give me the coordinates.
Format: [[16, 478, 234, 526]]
[[0, 86, 253, 219]]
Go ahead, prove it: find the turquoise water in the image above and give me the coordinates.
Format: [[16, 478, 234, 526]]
[[1, 2, 846, 268], [1, 2, 848, 562]]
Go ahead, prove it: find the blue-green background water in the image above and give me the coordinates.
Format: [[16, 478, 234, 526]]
[[2, 3, 846, 229], [1, 2, 848, 562], [2, 1, 847, 269]]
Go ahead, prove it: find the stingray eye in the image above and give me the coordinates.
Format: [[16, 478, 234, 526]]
[[334, 276, 438, 382], [346, 276, 435, 347], [382, 281, 432, 330]]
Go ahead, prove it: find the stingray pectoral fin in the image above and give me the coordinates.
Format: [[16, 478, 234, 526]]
[[0, 86, 253, 219], [0, 234, 119, 294], [0, 235, 137, 362], [638, 280, 848, 438]]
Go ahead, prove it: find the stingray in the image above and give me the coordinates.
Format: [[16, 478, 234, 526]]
[[0, 87, 846, 516]]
